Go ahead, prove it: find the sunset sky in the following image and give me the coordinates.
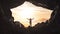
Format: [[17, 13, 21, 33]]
[[11, 1, 52, 27]]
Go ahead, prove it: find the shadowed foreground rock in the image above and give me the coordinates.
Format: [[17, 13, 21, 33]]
[[0, 0, 25, 34], [0, 0, 60, 34]]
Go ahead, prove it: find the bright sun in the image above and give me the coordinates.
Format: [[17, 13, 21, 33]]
[[11, 1, 52, 27], [20, 7, 34, 18]]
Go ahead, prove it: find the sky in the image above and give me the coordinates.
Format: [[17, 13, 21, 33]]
[[11, 1, 52, 27]]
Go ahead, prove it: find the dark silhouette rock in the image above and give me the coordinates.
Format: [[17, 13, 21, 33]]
[[0, 0, 25, 34], [0, 0, 60, 34], [27, 0, 60, 34], [27, 0, 58, 10], [14, 21, 25, 28]]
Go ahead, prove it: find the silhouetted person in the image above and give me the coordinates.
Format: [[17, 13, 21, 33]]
[[27, 18, 33, 27], [27, 0, 60, 34]]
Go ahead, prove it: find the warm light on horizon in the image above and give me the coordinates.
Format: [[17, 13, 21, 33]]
[[11, 1, 52, 27]]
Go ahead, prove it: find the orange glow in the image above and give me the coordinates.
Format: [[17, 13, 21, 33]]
[[11, 1, 52, 27]]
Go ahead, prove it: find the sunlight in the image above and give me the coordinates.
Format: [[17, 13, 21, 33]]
[[20, 7, 34, 18], [11, 1, 52, 27]]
